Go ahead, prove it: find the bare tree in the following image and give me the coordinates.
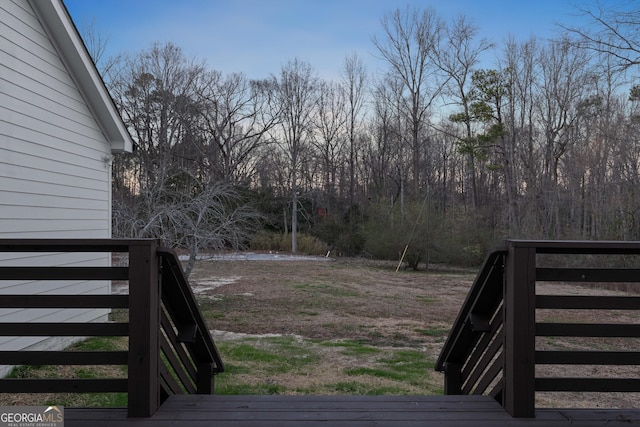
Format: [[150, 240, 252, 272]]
[[97, 6, 640, 262], [198, 72, 279, 184], [563, 2, 640, 72], [109, 43, 263, 270], [342, 53, 368, 223], [272, 58, 318, 253], [499, 36, 541, 236], [365, 78, 401, 201], [537, 38, 591, 184], [109, 43, 207, 193], [437, 14, 493, 210], [313, 80, 347, 203], [373, 6, 446, 197], [535, 37, 592, 235], [78, 18, 122, 80]]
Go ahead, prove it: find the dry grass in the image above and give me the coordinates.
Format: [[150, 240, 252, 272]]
[[192, 258, 468, 346], [191, 257, 469, 396], [193, 256, 640, 408]]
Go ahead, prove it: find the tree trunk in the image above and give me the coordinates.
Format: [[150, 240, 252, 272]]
[[291, 165, 298, 253]]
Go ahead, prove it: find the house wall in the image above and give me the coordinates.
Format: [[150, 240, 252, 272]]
[[0, 0, 115, 375]]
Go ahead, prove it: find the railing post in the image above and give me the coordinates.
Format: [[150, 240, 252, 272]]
[[444, 362, 463, 395], [127, 240, 161, 417], [503, 242, 536, 417], [196, 362, 214, 394]]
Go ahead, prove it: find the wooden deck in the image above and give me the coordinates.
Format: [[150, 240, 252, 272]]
[[66, 395, 640, 426]]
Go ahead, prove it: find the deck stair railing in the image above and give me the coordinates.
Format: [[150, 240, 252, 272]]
[[436, 239, 640, 417], [0, 239, 223, 417]]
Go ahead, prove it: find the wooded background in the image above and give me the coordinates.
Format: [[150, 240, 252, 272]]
[[89, 4, 640, 269]]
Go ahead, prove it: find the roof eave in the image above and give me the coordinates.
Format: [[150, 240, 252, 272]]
[[28, 0, 133, 154]]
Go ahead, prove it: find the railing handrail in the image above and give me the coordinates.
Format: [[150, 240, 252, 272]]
[[158, 247, 224, 373], [505, 239, 640, 253], [435, 247, 506, 372], [157, 247, 224, 374], [0, 238, 223, 418], [0, 238, 156, 251]]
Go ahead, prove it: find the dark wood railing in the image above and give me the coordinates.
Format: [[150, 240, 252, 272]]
[[0, 239, 223, 417], [436, 240, 640, 417]]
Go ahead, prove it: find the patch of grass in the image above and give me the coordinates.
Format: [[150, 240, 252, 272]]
[[206, 310, 225, 319], [416, 295, 436, 304], [221, 363, 252, 375], [325, 381, 372, 394], [320, 339, 381, 356], [215, 337, 321, 395], [6, 365, 38, 379], [342, 349, 435, 389], [216, 337, 319, 378], [44, 392, 128, 408], [75, 368, 97, 379], [345, 367, 406, 381], [214, 335, 439, 396], [216, 383, 286, 395], [383, 349, 432, 366], [221, 343, 282, 364], [68, 336, 127, 352], [380, 350, 435, 384], [322, 382, 407, 395], [266, 337, 320, 372]]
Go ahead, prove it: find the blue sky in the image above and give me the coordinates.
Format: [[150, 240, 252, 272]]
[[64, 0, 595, 80]]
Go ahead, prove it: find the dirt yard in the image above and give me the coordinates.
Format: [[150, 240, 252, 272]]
[[191, 256, 468, 348], [189, 257, 467, 396], [190, 254, 640, 408]]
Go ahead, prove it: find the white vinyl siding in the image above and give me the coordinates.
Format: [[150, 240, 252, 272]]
[[0, 0, 112, 239], [0, 0, 116, 372]]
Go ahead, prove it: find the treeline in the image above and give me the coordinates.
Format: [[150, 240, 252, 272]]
[[98, 5, 640, 269]]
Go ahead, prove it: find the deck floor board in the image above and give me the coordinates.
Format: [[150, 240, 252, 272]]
[[65, 395, 640, 426]]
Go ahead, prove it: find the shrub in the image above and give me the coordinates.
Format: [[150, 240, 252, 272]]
[[361, 199, 495, 269], [312, 217, 365, 256], [250, 231, 329, 255], [362, 200, 432, 270], [250, 230, 283, 251]]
